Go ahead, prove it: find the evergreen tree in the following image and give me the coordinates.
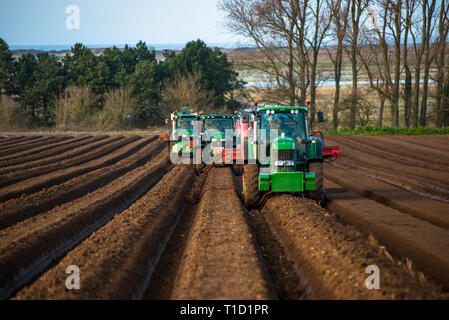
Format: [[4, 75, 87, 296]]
[[0, 37, 16, 95], [20, 53, 65, 125], [168, 39, 240, 107]]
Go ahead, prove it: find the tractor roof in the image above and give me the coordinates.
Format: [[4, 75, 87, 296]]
[[257, 106, 308, 112], [201, 114, 236, 119], [173, 113, 200, 118]]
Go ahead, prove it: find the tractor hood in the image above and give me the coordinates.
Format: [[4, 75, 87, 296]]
[[272, 137, 295, 150]]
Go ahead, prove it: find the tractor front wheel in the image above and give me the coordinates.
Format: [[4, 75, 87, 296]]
[[243, 164, 259, 209], [308, 161, 323, 201]]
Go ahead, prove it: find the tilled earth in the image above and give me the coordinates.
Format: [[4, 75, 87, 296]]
[[0, 134, 448, 299]]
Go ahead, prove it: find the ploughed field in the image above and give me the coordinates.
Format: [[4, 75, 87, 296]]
[[0, 134, 448, 299]]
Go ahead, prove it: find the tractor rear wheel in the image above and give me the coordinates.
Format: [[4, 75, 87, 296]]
[[243, 164, 259, 209], [308, 161, 323, 201]]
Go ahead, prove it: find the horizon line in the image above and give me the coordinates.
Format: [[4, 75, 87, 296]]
[[8, 42, 257, 50]]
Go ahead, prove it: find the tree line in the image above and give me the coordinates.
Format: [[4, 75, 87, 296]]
[[219, 0, 449, 129], [0, 38, 242, 129]]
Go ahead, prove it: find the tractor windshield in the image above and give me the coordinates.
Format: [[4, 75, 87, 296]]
[[203, 118, 234, 133], [176, 117, 195, 131], [260, 111, 307, 143]]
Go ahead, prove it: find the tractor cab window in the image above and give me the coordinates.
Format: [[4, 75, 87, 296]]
[[260, 111, 307, 143], [204, 118, 234, 133], [176, 117, 195, 131]]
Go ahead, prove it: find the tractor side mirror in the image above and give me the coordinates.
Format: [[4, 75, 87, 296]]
[[242, 113, 249, 123], [317, 111, 325, 123]]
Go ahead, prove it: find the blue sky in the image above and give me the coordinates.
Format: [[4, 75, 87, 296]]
[[0, 0, 241, 46]]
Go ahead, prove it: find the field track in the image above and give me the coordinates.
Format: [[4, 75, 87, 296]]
[[1, 134, 448, 299]]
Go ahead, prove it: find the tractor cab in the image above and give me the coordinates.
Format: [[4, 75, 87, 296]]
[[258, 106, 312, 167], [171, 110, 201, 138], [202, 114, 236, 138], [164, 110, 202, 158], [241, 105, 339, 209], [201, 114, 242, 165]]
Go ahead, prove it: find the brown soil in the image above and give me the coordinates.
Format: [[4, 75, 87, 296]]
[[14, 165, 194, 299], [0, 135, 83, 161], [145, 166, 212, 299], [0, 148, 169, 298], [0, 136, 70, 158], [0, 136, 44, 150], [332, 155, 449, 201], [0, 135, 127, 189], [325, 165, 449, 229], [393, 135, 449, 152], [0, 136, 163, 229], [3, 137, 158, 194], [231, 170, 306, 299], [0, 136, 144, 201], [326, 135, 449, 174], [245, 209, 306, 299], [328, 135, 449, 167], [262, 194, 447, 299], [325, 178, 449, 290], [170, 167, 275, 299], [0, 135, 108, 169], [0, 134, 448, 300]]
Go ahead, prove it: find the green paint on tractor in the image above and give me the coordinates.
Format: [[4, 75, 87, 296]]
[[270, 172, 304, 192], [201, 114, 238, 163], [272, 137, 295, 150], [168, 110, 201, 156], [241, 105, 328, 208]]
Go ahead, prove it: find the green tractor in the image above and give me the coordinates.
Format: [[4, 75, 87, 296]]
[[241, 105, 339, 209], [201, 114, 242, 168], [164, 110, 202, 162]]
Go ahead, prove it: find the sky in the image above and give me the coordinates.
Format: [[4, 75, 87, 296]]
[[0, 0, 244, 47]]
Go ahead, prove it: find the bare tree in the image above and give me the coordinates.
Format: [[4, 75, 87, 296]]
[[419, 0, 437, 126], [403, 0, 414, 127], [303, 0, 332, 127], [392, 0, 402, 127], [433, 0, 448, 127], [163, 71, 215, 110], [326, 0, 350, 130], [443, 66, 449, 126], [346, 0, 365, 129], [406, 0, 438, 126], [260, 0, 298, 105], [358, 0, 392, 127], [292, 0, 311, 105], [220, 0, 445, 129], [219, 0, 304, 105], [219, 0, 332, 122], [366, 0, 403, 127]]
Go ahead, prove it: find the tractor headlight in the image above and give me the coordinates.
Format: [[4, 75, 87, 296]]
[[274, 160, 295, 166]]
